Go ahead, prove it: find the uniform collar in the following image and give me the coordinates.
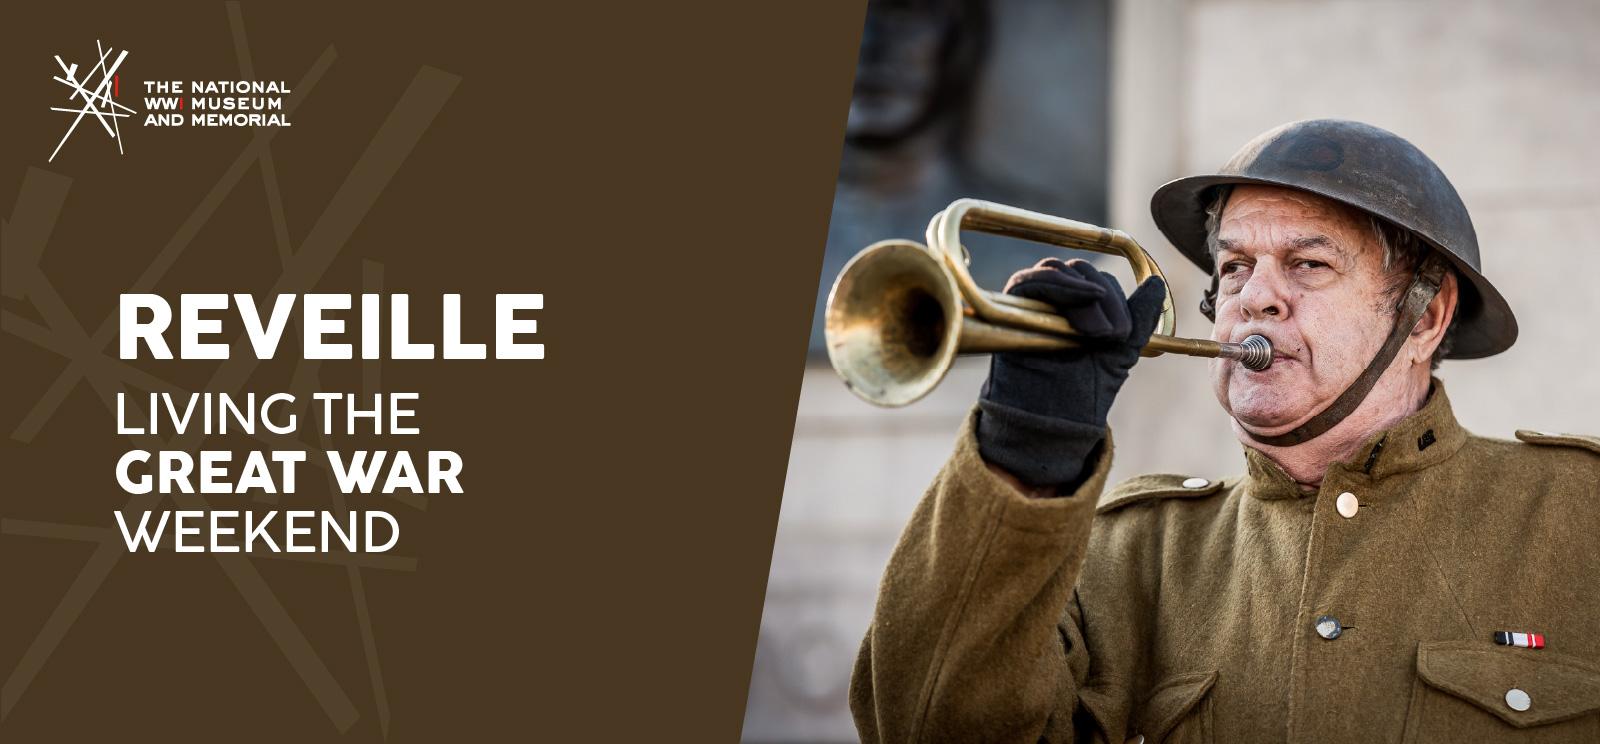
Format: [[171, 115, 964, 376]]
[[1241, 378, 1467, 500]]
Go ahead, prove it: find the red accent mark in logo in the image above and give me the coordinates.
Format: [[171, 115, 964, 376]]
[[114, 74, 119, 97], [180, 97, 185, 110]]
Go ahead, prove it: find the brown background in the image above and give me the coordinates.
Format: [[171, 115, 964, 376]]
[[0, 1, 865, 740]]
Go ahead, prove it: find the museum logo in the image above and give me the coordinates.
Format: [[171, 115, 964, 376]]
[[48, 39, 294, 163], [49, 41, 134, 162]]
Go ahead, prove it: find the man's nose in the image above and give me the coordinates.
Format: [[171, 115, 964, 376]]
[[1237, 262, 1289, 320]]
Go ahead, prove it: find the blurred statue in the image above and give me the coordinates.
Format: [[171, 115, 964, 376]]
[[811, 0, 1110, 351], [843, 0, 986, 150], [810, 0, 990, 349]]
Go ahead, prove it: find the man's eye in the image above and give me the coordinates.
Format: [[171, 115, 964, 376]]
[[1220, 261, 1247, 275], [1297, 260, 1328, 270]]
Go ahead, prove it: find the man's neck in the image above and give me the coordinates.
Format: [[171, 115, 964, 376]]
[[1237, 368, 1433, 488]]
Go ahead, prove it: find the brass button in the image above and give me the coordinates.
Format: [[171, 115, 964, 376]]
[[1182, 477, 1209, 489], [1505, 688, 1531, 712], [1315, 615, 1342, 640], [1336, 491, 1359, 518]]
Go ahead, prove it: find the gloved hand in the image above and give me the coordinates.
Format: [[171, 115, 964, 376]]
[[976, 258, 1166, 490]]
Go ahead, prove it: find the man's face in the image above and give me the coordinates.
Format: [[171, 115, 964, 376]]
[[1208, 185, 1401, 431]]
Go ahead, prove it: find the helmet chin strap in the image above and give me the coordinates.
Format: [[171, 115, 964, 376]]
[[1244, 252, 1450, 448]]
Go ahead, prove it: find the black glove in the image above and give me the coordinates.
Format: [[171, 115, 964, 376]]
[[976, 258, 1166, 490]]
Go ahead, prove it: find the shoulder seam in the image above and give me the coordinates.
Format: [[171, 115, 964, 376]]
[[1096, 475, 1226, 515], [1514, 429, 1600, 457]]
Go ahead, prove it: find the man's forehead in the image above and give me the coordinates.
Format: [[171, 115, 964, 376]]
[[1215, 232, 1343, 254], [1217, 185, 1371, 250]]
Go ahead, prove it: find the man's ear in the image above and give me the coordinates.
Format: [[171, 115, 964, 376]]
[[1411, 269, 1459, 364]]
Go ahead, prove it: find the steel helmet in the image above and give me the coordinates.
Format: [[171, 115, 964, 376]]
[[1150, 118, 1517, 359]]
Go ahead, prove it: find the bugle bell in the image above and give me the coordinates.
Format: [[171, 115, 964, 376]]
[[823, 199, 1273, 407]]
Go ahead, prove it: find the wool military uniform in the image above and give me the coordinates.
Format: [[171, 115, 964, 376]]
[[849, 381, 1600, 742]]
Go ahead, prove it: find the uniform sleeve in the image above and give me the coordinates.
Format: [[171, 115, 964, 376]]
[[848, 407, 1112, 743]]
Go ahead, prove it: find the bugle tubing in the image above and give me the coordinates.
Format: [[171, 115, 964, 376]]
[[823, 199, 1271, 407]]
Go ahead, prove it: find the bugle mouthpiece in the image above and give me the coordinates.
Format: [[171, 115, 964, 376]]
[[1217, 334, 1273, 370]]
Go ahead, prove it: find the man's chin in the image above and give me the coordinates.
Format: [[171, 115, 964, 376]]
[[1223, 370, 1318, 428], [1226, 398, 1314, 434], [1231, 412, 1303, 435]]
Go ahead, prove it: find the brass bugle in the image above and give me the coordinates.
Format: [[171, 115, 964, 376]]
[[824, 199, 1273, 407]]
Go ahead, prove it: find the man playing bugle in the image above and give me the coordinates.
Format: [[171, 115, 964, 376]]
[[849, 120, 1600, 743]]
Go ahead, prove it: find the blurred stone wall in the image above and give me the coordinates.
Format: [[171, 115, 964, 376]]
[[743, 1, 1600, 740]]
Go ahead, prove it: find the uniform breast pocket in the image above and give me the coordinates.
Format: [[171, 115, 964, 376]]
[[1132, 671, 1217, 744], [1402, 641, 1600, 743]]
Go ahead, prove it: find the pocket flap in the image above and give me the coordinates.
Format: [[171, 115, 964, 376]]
[[1139, 671, 1217, 741], [1416, 641, 1600, 727]]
